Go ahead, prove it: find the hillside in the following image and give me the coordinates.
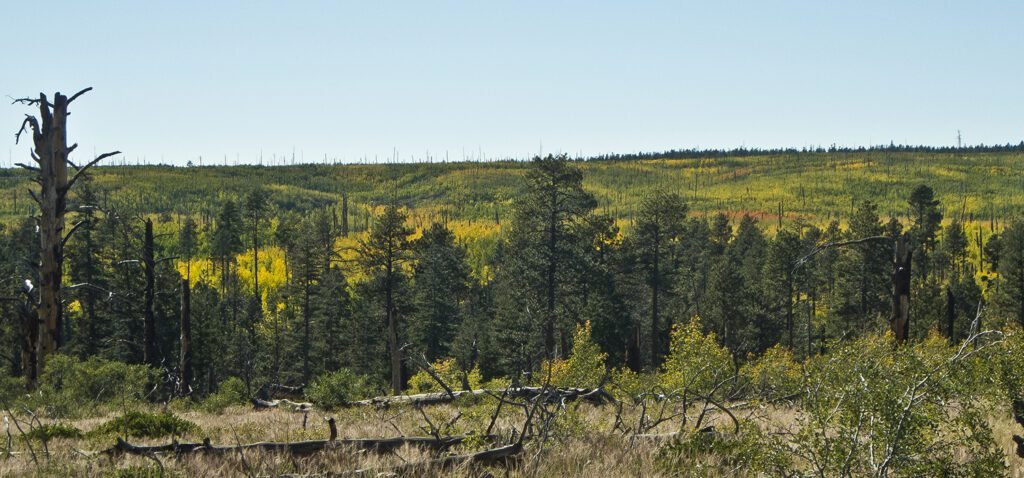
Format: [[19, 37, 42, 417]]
[[2, 149, 1021, 229]]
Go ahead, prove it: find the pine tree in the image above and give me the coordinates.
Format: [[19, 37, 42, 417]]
[[996, 220, 1024, 327], [358, 202, 414, 394], [408, 222, 470, 362], [500, 154, 597, 364], [831, 201, 889, 336], [628, 191, 687, 367]]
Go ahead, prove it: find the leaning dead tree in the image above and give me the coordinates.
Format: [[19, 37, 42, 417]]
[[13, 88, 119, 385]]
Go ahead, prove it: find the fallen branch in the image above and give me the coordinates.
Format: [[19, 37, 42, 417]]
[[252, 398, 313, 412], [349, 386, 615, 408], [103, 434, 487, 457], [275, 441, 524, 477]]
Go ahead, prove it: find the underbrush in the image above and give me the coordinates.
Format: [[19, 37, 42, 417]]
[[92, 411, 200, 439]]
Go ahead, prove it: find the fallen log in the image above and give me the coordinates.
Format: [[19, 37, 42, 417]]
[[252, 398, 314, 412], [349, 386, 615, 407], [257, 383, 306, 401], [275, 441, 524, 477], [103, 434, 486, 457]]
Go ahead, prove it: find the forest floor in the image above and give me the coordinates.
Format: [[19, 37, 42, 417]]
[[2, 400, 1024, 477]]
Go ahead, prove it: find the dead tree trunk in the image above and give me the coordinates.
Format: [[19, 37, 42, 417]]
[[13, 88, 119, 386], [625, 323, 641, 372], [890, 234, 912, 343], [945, 287, 956, 342], [179, 278, 192, 396], [341, 194, 349, 237], [143, 218, 157, 366]]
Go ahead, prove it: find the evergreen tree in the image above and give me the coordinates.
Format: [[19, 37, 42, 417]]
[[628, 191, 687, 367], [358, 202, 413, 394], [496, 154, 598, 371], [831, 201, 889, 336], [907, 185, 942, 279], [408, 222, 470, 362], [763, 227, 802, 349], [996, 220, 1024, 327]]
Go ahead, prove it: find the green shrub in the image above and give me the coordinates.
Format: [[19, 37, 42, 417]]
[[306, 369, 383, 409], [0, 373, 25, 404], [545, 321, 607, 389], [659, 316, 732, 396], [200, 376, 247, 413], [102, 465, 170, 478], [657, 423, 791, 474], [790, 332, 1005, 476], [26, 423, 83, 441], [92, 411, 200, 439], [39, 355, 160, 418], [606, 368, 659, 401], [739, 345, 802, 400]]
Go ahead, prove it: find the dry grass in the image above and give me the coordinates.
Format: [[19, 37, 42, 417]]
[[1, 400, 1022, 477]]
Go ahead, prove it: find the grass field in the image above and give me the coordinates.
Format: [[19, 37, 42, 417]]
[[3, 401, 1022, 477]]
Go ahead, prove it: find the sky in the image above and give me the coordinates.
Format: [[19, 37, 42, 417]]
[[1, 1, 1022, 167]]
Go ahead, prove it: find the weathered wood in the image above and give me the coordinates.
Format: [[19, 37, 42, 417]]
[[275, 441, 523, 477], [12, 89, 119, 386], [104, 434, 485, 457], [256, 383, 306, 401], [890, 234, 913, 343], [143, 218, 157, 366], [252, 398, 314, 412], [178, 278, 192, 396], [348, 386, 615, 407]]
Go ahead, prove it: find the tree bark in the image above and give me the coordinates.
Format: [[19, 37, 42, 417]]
[[386, 257, 401, 395], [650, 238, 660, 367], [945, 287, 956, 342], [341, 194, 349, 237], [143, 218, 157, 366], [14, 89, 117, 386], [890, 235, 912, 343], [179, 278, 192, 395]]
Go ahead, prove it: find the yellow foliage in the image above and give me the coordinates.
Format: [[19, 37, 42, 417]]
[[406, 358, 483, 394], [740, 345, 802, 400], [660, 316, 732, 394], [542, 321, 607, 389]]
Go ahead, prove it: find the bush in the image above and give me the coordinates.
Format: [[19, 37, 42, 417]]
[[660, 316, 732, 396], [790, 332, 1005, 476], [92, 411, 200, 439], [38, 355, 160, 418], [306, 369, 382, 409], [606, 368, 658, 401], [739, 345, 802, 400], [545, 321, 607, 389], [26, 423, 83, 442], [407, 358, 483, 394], [0, 373, 26, 405], [200, 377, 247, 413], [657, 423, 791, 474]]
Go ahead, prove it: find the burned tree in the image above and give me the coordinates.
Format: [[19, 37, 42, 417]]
[[12, 88, 119, 385], [178, 278, 192, 396], [890, 234, 912, 343]]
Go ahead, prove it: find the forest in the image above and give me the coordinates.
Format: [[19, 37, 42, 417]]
[[4, 92, 1024, 477]]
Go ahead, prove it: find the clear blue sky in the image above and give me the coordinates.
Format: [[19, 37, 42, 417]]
[[2, 1, 1022, 166]]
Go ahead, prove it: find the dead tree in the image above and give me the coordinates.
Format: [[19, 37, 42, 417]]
[[143, 219, 157, 366], [341, 193, 349, 237], [12, 88, 119, 385], [890, 234, 912, 343], [178, 278, 192, 396]]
